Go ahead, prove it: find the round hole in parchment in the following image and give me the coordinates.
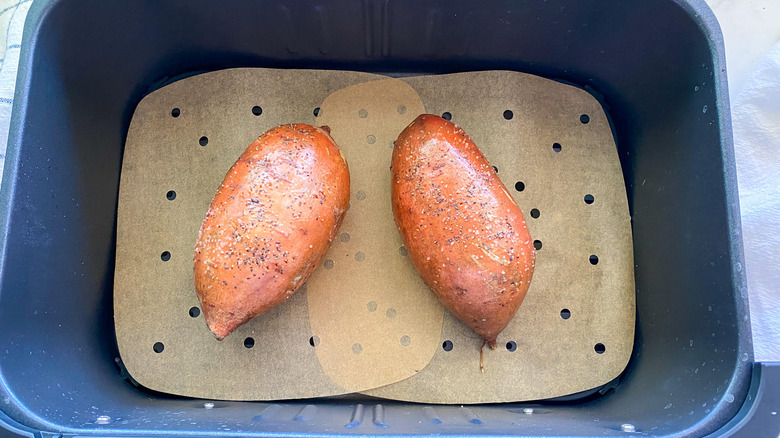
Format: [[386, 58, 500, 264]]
[[530, 208, 540, 219], [506, 341, 517, 352], [358, 109, 368, 118], [188, 307, 200, 318], [389, 141, 395, 149], [366, 135, 376, 145], [515, 181, 525, 192], [356, 190, 366, 200], [160, 251, 171, 262], [309, 335, 321, 347], [552, 143, 562, 153], [153, 342, 164, 353], [244, 337, 255, 349], [590, 255, 599, 265], [313, 107, 320, 117], [386, 308, 397, 318], [355, 252, 366, 262], [251, 106, 263, 116], [323, 259, 334, 270], [367, 301, 378, 312], [441, 112, 452, 121], [400, 335, 411, 346], [166, 190, 176, 201], [397, 105, 407, 115], [340, 233, 351, 243], [199, 136, 208, 147], [580, 114, 590, 124], [352, 343, 363, 354], [533, 240, 542, 250], [171, 108, 180, 118], [492, 165, 499, 174], [594, 343, 606, 354], [442, 340, 453, 351], [560, 308, 571, 319], [503, 110, 514, 120], [584, 194, 595, 204], [398, 246, 408, 257]]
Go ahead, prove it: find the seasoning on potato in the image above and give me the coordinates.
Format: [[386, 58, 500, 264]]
[[391, 114, 535, 370], [194, 124, 350, 340]]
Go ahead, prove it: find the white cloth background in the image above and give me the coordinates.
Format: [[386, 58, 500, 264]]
[[0, 0, 31, 170], [0, 1, 776, 361], [732, 42, 780, 361]]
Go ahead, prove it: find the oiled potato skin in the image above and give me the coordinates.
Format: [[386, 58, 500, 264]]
[[194, 124, 350, 340], [391, 115, 535, 347]]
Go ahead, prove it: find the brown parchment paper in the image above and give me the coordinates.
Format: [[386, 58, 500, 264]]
[[114, 68, 407, 400], [306, 78, 443, 392], [361, 71, 635, 403], [115, 68, 635, 403]]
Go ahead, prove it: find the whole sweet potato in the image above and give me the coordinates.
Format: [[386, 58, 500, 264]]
[[391, 114, 535, 350], [194, 124, 350, 340]]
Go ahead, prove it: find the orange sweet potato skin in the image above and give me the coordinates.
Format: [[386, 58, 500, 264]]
[[194, 124, 350, 340], [391, 115, 535, 348]]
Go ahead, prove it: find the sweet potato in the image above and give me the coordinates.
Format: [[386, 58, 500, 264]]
[[391, 114, 535, 350], [194, 124, 350, 340]]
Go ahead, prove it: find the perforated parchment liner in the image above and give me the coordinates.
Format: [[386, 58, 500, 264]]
[[306, 79, 443, 391], [361, 71, 635, 403], [115, 68, 634, 403], [114, 68, 415, 400]]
